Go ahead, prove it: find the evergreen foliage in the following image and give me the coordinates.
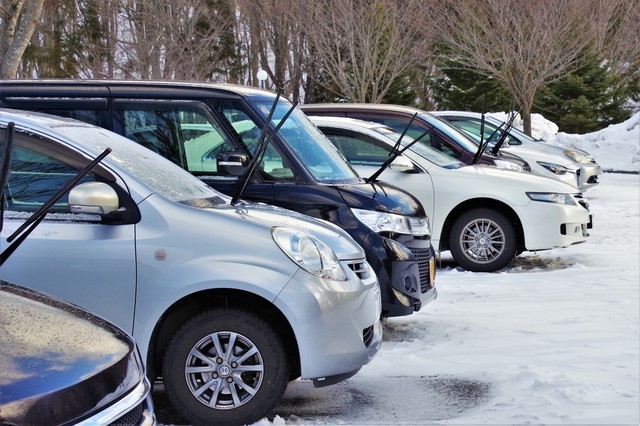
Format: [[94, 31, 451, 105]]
[[534, 53, 633, 133]]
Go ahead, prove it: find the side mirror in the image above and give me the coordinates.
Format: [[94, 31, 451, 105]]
[[68, 182, 119, 215], [389, 155, 415, 172], [217, 151, 249, 176]]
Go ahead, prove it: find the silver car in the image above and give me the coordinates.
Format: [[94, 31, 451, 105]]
[[0, 109, 382, 426]]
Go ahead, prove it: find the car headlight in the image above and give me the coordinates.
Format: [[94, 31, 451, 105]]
[[494, 159, 524, 172], [352, 208, 429, 236], [408, 216, 431, 237], [272, 227, 347, 281], [564, 149, 590, 164], [537, 161, 571, 175], [526, 192, 577, 206]]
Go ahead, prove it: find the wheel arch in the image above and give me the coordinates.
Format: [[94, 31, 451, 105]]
[[440, 198, 525, 252], [146, 289, 300, 383]]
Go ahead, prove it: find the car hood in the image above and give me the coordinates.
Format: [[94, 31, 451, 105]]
[[0, 282, 144, 425], [336, 181, 426, 217], [456, 164, 582, 193], [212, 202, 365, 260], [504, 144, 579, 168]]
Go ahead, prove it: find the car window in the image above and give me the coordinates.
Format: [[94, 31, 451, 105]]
[[2, 131, 95, 215], [346, 113, 462, 159], [27, 108, 102, 126], [322, 132, 390, 166], [114, 101, 245, 178], [213, 100, 306, 182], [448, 118, 519, 146]]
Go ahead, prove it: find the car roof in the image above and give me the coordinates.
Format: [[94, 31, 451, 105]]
[[308, 115, 394, 131], [301, 103, 427, 115], [0, 79, 277, 101]]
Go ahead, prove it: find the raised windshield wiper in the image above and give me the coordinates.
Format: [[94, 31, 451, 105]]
[[367, 124, 435, 183], [1, 139, 111, 267], [490, 110, 518, 156], [472, 103, 517, 164], [367, 112, 421, 182], [0, 122, 15, 234], [230, 92, 297, 205]]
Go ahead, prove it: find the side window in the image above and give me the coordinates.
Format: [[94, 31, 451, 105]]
[[30, 109, 102, 126], [323, 133, 389, 166], [113, 102, 233, 176], [213, 101, 298, 182], [3, 137, 95, 215]]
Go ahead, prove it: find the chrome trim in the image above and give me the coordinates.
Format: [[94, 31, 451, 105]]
[[78, 377, 153, 425]]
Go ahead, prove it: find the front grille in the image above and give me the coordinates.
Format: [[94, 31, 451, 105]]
[[363, 325, 374, 347], [109, 401, 144, 426], [348, 261, 370, 280], [410, 247, 432, 292]]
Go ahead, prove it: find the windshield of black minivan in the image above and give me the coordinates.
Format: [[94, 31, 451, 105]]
[[253, 100, 361, 183]]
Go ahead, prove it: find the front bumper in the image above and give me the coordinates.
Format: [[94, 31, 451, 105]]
[[518, 201, 592, 250], [381, 236, 437, 317], [577, 163, 601, 190], [274, 258, 382, 383]]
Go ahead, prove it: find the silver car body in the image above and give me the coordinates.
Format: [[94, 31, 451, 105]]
[[432, 111, 602, 191], [309, 116, 592, 253], [0, 109, 382, 383]]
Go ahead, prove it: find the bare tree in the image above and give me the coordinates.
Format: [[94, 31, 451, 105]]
[[117, 0, 234, 80], [431, 0, 610, 135], [0, 0, 45, 78], [235, 0, 311, 100], [592, 0, 640, 90], [303, 0, 435, 103]]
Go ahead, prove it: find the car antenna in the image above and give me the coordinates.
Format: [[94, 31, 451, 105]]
[[1, 147, 111, 267], [0, 122, 15, 234], [367, 112, 418, 182], [230, 92, 298, 205]]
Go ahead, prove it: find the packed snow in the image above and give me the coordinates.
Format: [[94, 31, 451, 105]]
[[155, 114, 640, 425]]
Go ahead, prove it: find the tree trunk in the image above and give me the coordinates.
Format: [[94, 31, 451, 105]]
[[0, 0, 45, 78]]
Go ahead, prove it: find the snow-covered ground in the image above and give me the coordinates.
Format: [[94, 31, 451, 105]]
[[156, 115, 640, 425]]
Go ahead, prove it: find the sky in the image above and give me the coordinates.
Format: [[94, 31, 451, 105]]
[[157, 113, 640, 425]]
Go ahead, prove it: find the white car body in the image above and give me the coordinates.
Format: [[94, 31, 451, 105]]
[[309, 116, 593, 272], [432, 111, 602, 191]]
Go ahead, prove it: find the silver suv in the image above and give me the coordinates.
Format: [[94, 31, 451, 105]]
[[0, 109, 382, 426]]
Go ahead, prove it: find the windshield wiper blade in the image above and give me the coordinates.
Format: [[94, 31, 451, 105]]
[[472, 111, 494, 165], [1, 148, 111, 266], [0, 122, 15, 234], [367, 126, 434, 183], [490, 110, 518, 155], [230, 93, 297, 205], [367, 112, 418, 182]]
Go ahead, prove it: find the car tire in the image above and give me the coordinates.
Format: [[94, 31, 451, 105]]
[[450, 208, 517, 272], [163, 308, 289, 426]]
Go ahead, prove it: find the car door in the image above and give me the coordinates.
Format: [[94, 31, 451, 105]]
[[0, 128, 137, 332]]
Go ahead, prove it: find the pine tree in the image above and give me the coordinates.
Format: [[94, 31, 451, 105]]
[[534, 53, 632, 133]]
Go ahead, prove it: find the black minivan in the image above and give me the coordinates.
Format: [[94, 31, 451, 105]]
[[0, 80, 436, 317]]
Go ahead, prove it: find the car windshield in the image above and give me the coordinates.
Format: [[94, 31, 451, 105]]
[[419, 113, 482, 152], [370, 125, 464, 169], [486, 116, 539, 142], [253, 100, 361, 183]]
